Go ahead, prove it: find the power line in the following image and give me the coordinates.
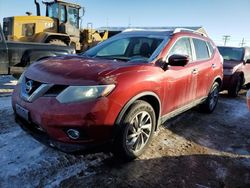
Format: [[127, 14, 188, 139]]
[[239, 38, 246, 47], [222, 35, 231, 46]]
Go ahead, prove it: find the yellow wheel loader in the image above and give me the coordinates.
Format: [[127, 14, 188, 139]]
[[2, 0, 110, 52]]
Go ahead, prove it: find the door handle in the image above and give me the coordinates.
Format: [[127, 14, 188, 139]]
[[212, 63, 216, 68], [192, 68, 198, 74]]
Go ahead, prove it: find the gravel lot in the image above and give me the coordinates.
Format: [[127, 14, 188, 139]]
[[0, 76, 249, 188]]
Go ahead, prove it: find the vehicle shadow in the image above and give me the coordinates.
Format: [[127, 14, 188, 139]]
[[58, 91, 250, 187], [59, 154, 250, 188], [165, 91, 250, 156]]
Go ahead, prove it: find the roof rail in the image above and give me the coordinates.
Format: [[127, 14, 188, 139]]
[[110, 26, 208, 37], [173, 28, 207, 37], [122, 28, 173, 32], [122, 28, 147, 32]]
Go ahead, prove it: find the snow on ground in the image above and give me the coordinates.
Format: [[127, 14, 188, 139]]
[[0, 96, 110, 188], [0, 90, 250, 187], [0, 75, 16, 96]]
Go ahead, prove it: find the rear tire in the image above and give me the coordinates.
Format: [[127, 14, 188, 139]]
[[199, 82, 220, 113], [48, 39, 67, 46], [228, 75, 242, 97], [113, 100, 156, 161]]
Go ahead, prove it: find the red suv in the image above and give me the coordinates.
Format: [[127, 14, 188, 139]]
[[12, 28, 223, 160]]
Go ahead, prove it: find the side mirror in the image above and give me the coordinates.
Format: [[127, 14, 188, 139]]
[[168, 54, 189, 67], [158, 54, 190, 71]]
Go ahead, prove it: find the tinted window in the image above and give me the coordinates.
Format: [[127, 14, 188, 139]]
[[193, 38, 210, 60], [218, 47, 244, 61], [168, 38, 192, 60]]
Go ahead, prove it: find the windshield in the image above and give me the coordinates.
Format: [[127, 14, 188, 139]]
[[47, 3, 58, 19], [218, 47, 244, 61], [83, 35, 168, 62]]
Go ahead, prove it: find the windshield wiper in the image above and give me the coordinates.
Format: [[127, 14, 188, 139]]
[[227, 58, 240, 61], [95, 56, 129, 62]]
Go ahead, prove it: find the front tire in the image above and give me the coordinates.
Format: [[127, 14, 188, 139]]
[[113, 100, 156, 161], [199, 82, 220, 113]]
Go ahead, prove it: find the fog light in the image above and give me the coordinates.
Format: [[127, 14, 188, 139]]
[[67, 129, 80, 140]]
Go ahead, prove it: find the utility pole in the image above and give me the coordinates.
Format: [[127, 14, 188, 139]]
[[222, 35, 231, 46], [239, 38, 246, 47]]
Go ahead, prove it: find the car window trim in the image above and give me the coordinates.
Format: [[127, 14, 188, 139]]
[[206, 41, 215, 57], [190, 37, 214, 62]]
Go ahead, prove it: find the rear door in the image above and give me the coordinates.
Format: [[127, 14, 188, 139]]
[[191, 38, 214, 99], [162, 37, 196, 114]]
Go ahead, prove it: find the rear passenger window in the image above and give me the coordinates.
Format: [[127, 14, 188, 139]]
[[193, 38, 210, 60], [168, 38, 193, 61], [207, 42, 214, 56]]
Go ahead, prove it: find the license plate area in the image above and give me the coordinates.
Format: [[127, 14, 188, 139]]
[[16, 104, 29, 121]]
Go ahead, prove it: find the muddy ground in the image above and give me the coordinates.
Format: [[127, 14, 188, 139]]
[[0, 76, 249, 188]]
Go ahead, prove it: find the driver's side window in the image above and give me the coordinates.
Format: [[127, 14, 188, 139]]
[[168, 38, 193, 61]]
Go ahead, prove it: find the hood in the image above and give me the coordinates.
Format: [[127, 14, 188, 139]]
[[223, 60, 243, 69], [25, 56, 145, 85]]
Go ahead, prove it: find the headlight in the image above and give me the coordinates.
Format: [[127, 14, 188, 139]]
[[56, 84, 115, 103]]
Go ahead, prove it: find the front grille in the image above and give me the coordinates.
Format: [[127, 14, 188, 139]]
[[20, 77, 54, 102]]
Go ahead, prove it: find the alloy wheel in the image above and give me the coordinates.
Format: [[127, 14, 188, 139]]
[[125, 111, 152, 153], [209, 86, 219, 110]]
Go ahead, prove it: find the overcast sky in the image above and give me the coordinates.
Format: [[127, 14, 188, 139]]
[[0, 0, 249, 46]]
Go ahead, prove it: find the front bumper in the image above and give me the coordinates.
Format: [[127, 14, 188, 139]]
[[12, 85, 122, 148], [15, 115, 97, 152]]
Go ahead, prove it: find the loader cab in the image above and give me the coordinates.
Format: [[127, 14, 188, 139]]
[[44, 0, 81, 36]]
